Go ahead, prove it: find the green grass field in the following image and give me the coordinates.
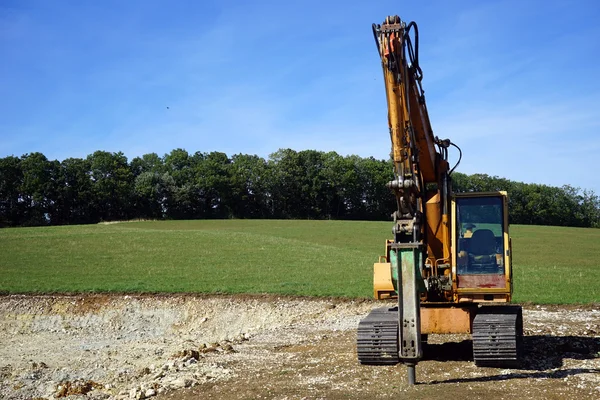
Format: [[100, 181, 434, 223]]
[[0, 220, 598, 303]]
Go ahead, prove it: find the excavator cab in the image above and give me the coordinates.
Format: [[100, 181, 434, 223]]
[[453, 191, 512, 301]]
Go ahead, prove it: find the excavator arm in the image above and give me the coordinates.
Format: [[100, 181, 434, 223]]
[[358, 15, 456, 384]]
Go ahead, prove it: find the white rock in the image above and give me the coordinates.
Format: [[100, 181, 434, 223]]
[[152, 370, 164, 380], [169, 377, 192, 389], [144, 388, 156, 397]]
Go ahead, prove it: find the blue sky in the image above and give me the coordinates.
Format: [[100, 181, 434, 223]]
[[1, 0, 599, 194]]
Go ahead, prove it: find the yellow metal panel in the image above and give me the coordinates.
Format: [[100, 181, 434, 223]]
[[373, 262, 395, 300]]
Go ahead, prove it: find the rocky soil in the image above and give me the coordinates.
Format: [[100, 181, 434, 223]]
[[0, 295, 598, 400]]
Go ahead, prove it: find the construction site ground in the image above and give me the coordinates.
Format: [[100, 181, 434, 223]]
[[0, 294, 599, 400]]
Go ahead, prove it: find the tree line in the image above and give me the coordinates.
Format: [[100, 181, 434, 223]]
[[1, 149, 598, 228]]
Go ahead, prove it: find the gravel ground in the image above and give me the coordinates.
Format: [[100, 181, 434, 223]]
[[0, 295, 598, 399]]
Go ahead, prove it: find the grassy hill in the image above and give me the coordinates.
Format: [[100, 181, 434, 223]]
[[0, 220, 598, 303]]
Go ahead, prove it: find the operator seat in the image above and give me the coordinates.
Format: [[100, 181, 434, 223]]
[[467, 229, 498, 273]]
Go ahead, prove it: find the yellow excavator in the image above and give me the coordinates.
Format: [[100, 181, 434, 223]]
[[356, 15, 523, 384]]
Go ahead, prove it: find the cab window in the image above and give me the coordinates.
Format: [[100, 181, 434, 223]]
[[455, 196, 505, 275]]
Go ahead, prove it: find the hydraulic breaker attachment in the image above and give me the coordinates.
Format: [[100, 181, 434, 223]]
[[393, 244, 423, 384]]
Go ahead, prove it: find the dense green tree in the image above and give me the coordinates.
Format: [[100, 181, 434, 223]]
[[164, 149, 193, 184], [196, 152, 232, 218], [19, 153, 59, 226], [339, 155, 368, 219], [0, 156, 24, 227], [581, 190, 600, 228], [266, 149, 345, 219], [133, 171, 175, 219], [229, 154, 270, 218], [296, 150, 327, 218], [87, 151, 134, 221], [55, 157, 94, 225], [266, 149, 304, 218], [162, 149, 201, 219], [357, 157, 395, 220], [130, 153, 164, 177], [319, 152, 348, 219]]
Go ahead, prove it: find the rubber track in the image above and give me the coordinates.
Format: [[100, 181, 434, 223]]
[[357, 307, 400, 365], [472, 305, 523, 367]]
